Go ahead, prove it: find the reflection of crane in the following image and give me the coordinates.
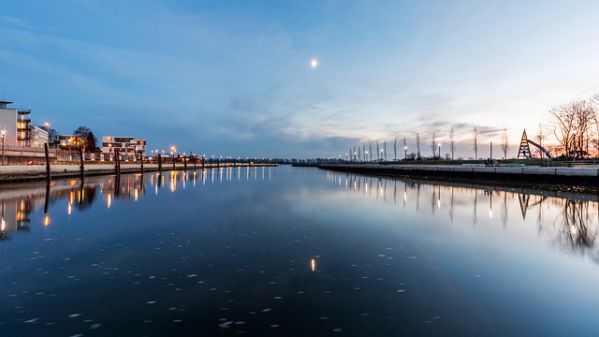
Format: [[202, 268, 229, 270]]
[[517, 129, 552, 159]]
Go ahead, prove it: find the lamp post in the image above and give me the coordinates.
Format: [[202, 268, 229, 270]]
[[437, 143, 442, 160], [404, 145, 408, 160], [380, 148, 384, 162], [1, 129, 6, 166], [170, 146, 177, 168]]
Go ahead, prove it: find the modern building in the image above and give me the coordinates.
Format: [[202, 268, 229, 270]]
[[101, 136, 147, 161], [0, 100, 33, 147], [30, 125, 49, 148], [54, 135, 86, 149]]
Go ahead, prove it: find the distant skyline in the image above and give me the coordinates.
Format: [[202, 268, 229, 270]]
[[1, 0, 599, 158]]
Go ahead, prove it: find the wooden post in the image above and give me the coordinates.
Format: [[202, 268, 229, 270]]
[[183, 156, 187, 171], [233, 158, 236, 167], [193, 156, 197, 170], [201, 157, 205, 170], [140, 152, 144, 174], [217, 158, 220, 168], [114, 149, 120, 175], [79, 147, 85, 179], [158, 154, 162, 172], [172, 155, 176, 170], [44, 143, 51, 181]]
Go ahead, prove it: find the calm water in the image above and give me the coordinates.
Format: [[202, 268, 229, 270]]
[[0, 166, 598, 337]]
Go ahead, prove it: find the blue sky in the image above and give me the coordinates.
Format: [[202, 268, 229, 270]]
[[1, 0, 599, 158]]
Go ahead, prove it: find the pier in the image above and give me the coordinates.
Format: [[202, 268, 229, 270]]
[[318, 163, 599, 191], [0, 162, 277, 184]]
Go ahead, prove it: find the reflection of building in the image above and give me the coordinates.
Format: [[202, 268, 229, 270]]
[[101, 136, 146, 161], [0, 100, 32, 147]]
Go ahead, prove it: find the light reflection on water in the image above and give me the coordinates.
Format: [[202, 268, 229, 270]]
[[325, 171, 599, 263], [0, 166, 598, 337]]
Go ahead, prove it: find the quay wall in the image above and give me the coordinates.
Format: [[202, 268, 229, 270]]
[[318, 163, 598, 188], [0, 163, 277, 184]]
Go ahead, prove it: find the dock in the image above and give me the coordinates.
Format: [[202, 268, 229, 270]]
[[0, 162, 277, 184], [318, 163, 599, 191]]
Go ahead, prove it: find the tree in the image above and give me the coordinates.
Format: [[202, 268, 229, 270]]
[[449, 127, 456, 160], [473, 127, 478, 160], [73, 126, 97, 151], [549, 100, 596, 158], [501, 129, 509, 159]]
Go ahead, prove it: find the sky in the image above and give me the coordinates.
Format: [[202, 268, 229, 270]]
[[1, 0, 599, 159]]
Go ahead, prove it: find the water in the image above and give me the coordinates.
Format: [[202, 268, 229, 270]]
[[0, 166, 598, 336]]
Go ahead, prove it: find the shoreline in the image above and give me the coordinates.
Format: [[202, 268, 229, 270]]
[[0, 163, 277, 184], [318, 163, 599, 195]]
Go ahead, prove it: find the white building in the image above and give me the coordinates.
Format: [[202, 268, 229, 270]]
[[101, 136, 147, 161], [0, 100, 31, 147], [30, 125, 49, 147]]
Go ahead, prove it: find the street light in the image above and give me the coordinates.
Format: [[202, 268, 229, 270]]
[[437, 142, 442, 160], [403, 145, 408, 160], [1, 129, 6, 166]]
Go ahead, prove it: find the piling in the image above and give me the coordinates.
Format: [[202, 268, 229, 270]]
[[114, 149, 121, 175], [158, 154, 162, 172], [79, 147, 85, 179], [140, 152, 144, 174], [44, 143, 51, 181], [184, 156, 188, 171]]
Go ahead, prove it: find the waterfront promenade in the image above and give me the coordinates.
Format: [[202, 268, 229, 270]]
[[319, 163, 599, 190], [0, 162, 276, 184]]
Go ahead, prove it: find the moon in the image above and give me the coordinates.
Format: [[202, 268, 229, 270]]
[[309, 58, 319, 69]]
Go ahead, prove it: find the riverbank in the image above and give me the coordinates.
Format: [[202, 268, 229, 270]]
[[319, 163, 599, 193], [0, 162, 277, 184]]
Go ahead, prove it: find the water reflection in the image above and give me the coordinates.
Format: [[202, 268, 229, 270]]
[[0, 167, 274, 241], [326, 171, 599, 262]]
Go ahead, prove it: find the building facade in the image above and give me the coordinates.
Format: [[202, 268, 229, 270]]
[[30, 125, 49, 148], [101, 136, 147, 161], [0, 100, 34, 147]]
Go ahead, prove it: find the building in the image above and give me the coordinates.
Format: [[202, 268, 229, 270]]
[[101, 136, 147, 161], [0, 100, 32, 147], [30, 125, 49, 148]]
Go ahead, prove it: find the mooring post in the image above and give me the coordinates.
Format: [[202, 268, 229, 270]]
[[172, 154, 176, 170], [44, 143, 51, 181], [158, 154, 162, 172], [233, 158, 236, 167], [201, 156, 205, 170], [193, 155, 197, 170], [114, 149, 120, 175], [79, 146, 85, 179], [217, 158, 220, 168], [140, 151, 144, 174], [184, 156, 188, 171]]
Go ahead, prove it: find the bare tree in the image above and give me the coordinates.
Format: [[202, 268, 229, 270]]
[[416, 132, 421, 159], [593, 94, 599, 157], [501, 128, 509, 159], [431, 132, 437, 159], [473, 127, 478, 160], [549, 100, 596, 158], [449, 127, 456, 160]]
